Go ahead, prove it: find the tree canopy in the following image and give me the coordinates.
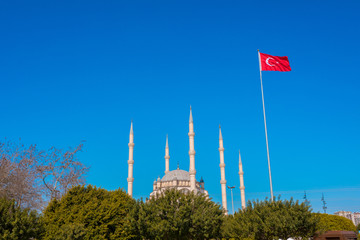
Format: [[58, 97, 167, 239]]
[[0, 197, 43, 240], [0, 141, 41, 209], [127, 189, 224, 240], [223, 197, 319, 240], [0, 139, 88, 210], [42, 185, 135, 240], [316, 213, 356, 232]]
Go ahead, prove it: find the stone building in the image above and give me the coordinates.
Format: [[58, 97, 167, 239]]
[[126, 107, 246, 214], [334, 211, 360, 226]]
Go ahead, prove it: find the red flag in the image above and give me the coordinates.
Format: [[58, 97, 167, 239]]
[[259, 52, 291, 72]]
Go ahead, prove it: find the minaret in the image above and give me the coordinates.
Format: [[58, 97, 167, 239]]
[[165, 135, 170, 174], [188, 106, 197, 193], [127, 121, 134, 197], [239, 150, 246, 209], [218, 125, 228, 214]]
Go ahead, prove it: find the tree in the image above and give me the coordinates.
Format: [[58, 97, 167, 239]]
[[223, 197, 319, 240], [0, 139, 88, 210], [0, 197, 43, 240], [315, 213, 356, 232], [36, 143, 88, 201], [42, 185, 135, 240], [0, 140, 41, 209], [129, 189, 224, 240]]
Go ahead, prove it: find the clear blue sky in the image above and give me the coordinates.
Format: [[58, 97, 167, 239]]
[[1, 0, 359, 213]]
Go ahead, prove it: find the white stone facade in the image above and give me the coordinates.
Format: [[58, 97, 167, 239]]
[[150, 169, 208, 198], [218, 126, 228, 214], [354, 212, 360, 226], [334, 211, 360, 226], [238, 150, 246, 210]]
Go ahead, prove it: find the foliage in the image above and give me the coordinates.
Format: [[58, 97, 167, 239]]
[[0, 197, 43, 240], [0, 140, 41, 209], [315, 213, 357, 232], [51, 223, 86, 240], [127, 189, 224, 240], [123, 198, 143, 240], [42, 185, 135, 240], [0, 139, 88, 210], [36, 143, 88, 200], [223, 197, 319, 240]]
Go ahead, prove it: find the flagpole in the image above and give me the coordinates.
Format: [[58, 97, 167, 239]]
[[258, 50, 274, 200]]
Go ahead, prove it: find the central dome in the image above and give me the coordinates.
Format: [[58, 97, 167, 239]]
[[161, 169, 190, 181]]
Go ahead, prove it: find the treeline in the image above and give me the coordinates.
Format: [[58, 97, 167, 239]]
[[0, 140, 357, 239], [0, 186, 357, 240]]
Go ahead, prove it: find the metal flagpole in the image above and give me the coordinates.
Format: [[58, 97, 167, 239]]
[[258, 50, 274, 200]]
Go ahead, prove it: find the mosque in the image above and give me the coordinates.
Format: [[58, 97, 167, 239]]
[[126, 107, 246, 213]]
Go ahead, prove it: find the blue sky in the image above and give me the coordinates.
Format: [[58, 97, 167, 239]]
[[1, 0, 359, 213]]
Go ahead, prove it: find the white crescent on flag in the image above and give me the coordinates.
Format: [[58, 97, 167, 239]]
[[259, 52, 291, 72], [265, 57, 275, 66]]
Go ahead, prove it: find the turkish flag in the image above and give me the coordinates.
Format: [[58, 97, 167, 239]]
[[259, 52, 291, 72]]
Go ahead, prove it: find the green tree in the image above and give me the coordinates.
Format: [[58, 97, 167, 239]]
[[223, 197, 319, 240], [52, 223, 86, 240], [129, 189, 224, 240], [316, 213, 356, 232], [42, 185, 135, 240], [0, 197, 43, 240], [123, 198, 144, 240]]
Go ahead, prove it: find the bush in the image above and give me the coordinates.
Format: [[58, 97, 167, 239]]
[[127, 189, 224, 240], [223, 197, 319, 240], [316, 213, 357, 232], [42, 185, 135, 240], [0, 197, 43, 240]]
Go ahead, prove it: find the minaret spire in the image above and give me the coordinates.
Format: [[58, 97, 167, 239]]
[[165, 135, 170, 174], [188, 106, 196, 193], [219, 124, 223, 139], [130, 120, 133, 134], [127, 121, 134, 197], [189, 105, 193, 123], [218, 125, 228, 214], [239, 150, 246, 209]]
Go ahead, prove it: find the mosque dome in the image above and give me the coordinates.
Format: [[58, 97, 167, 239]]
[[161, 169, 190, 182]]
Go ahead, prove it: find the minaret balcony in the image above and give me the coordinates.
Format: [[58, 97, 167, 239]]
[[189, 170, 196, 175], [188, 150, 196, 155]]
